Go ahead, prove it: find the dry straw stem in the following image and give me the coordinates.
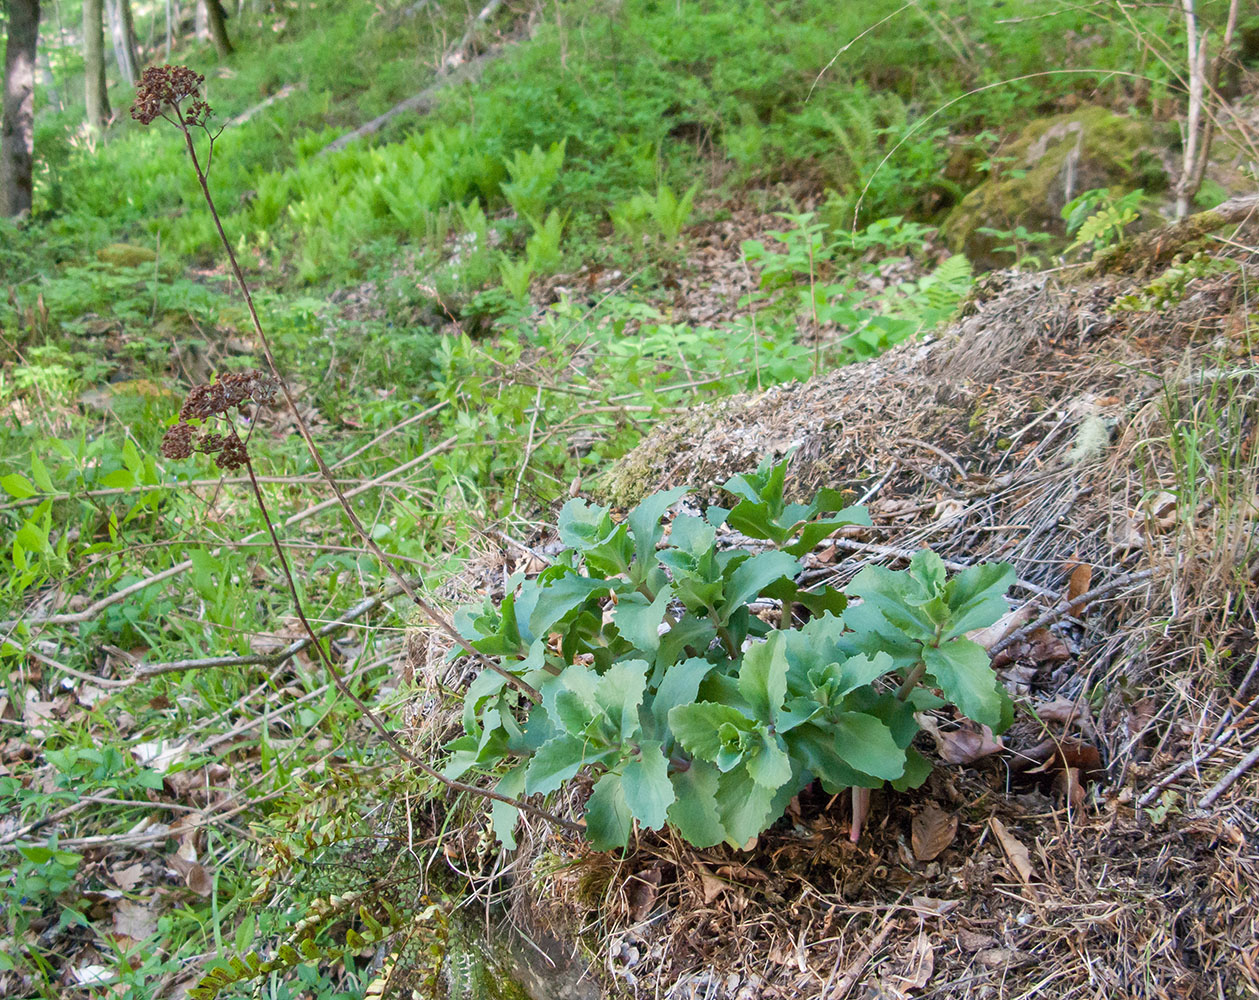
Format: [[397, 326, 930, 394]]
[[135, 72, 579, 835]]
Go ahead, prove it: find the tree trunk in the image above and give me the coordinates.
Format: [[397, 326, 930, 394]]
[[203, 0, 233, 58], [83, 0, 111, 136], [104, 0, 139, 86], [2, 0, 41, 217]]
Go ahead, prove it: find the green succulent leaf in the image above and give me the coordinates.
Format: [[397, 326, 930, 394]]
[[922, 639, 1013, 732], [490, 762, 528, 849], [622, 740, 675, 830], [613, 588, 673, 656], [721, 550, 800, 621], [737, 633, 789, 722], [670, 702, 755, 764], [942, 562, 1017, 639], [827, 711, 905, 779], [528, 573, 612, 637], [743, 729, 792, 789], [585, 771, 633, 850], [648, 657, 713, 733], [667, 760, 726, 848], [595, 659, 649, 740], [627, 485, 689, 578], [525, 734, 590, 796]]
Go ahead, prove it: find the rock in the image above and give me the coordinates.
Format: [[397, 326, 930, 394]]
[[96, 243, 158, 268], [942, 105, 1166, 269]]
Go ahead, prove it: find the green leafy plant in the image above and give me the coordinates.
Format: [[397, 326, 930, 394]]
[[1062, 187, 1144, 256], [500, 139, 567, 223], [444, 455, 1014, 850], [610, 182, 699, 242]]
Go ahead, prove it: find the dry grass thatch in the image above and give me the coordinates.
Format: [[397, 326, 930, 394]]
[[407, 237, 1259, 1000]]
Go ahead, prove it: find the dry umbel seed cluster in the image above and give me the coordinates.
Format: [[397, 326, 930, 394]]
[[130, 64, 212, 127], [161, 370, 281, 470]]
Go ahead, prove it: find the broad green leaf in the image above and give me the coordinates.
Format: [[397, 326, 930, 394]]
[[525, 734, 589, 796], [613, 589, 673, 656], [922, 639, 1012, 731], [667, 760, 726, 848], [648, 657, 712, 732], [440, 736, 481, 781], [544, 664, 600, 736], [829, 711, 905, 779], [847, 563, 939, 638], [942, 562, 1016, 639], [557, 498, 614, 551], [585, 771, 633, 850], [101, 468, 136, 489], [622, 740, 674, 830], [908, 548, 948, 593], [714, 768, 781, 847], [788, 724, 879, 792], [667, 514, 717, 557], [669, 702, 754, 763], [595, 659, 648, 740], [722, 550, 800, 620], [723, 499, 782, 543], [891, 747, 933, 791], [462, 668, 510, 732], [654, 614, 717, 678], [627, 485, 689, 574], [2, 473, 37, 499], [528, 574, 608, 637], [490, 762, 528, 849], [29, 455, 54, 493], [784, 507, 871, 557], [743, 730, 792, 789], [737, 633, 789, 722]]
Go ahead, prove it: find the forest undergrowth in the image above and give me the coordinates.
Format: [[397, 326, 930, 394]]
[[0, 0, 1255, 996]]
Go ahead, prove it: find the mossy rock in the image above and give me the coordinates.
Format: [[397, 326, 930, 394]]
[[96, 243, 158, 268], [942, 105, 1166, 269]]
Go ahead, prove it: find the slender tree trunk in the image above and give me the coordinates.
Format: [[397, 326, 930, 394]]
[[104, 0, 139, 86], [165, 0, 173, 59], [203, 0, 233, 58], [83, 0, 111, 136], [2, 0, 41, 217]]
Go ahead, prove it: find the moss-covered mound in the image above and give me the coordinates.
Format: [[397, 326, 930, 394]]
[[941, 105, 1166, 268]]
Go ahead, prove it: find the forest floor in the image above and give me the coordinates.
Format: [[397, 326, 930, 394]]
[[1, 1, 1257, 998]]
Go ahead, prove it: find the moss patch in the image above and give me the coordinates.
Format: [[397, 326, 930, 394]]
[[942, 105, 1165, 268]]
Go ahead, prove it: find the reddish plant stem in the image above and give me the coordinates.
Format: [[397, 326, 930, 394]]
[[236, 431, 581, 834], [170, 107, 540, 706]]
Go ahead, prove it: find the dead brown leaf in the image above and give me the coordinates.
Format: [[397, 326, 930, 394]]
[[168, 853, 213, 897], [922, 718, 1003, 764], [1066, 560, 1093, 612], [112, 898, 159, 944], [111, 863, 146, 892], [989, 817, 1036, 887], [882, 928, 935, 996], [911, 803, 958, 862], [626, 865, 661, 922], [967, 602, 1035, 651], [956, 929, 996, 951]]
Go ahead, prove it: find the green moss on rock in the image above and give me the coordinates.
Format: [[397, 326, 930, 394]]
[[943, 105, 1165, 269]]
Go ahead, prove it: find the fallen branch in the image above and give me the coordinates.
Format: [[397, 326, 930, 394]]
[[1197, 743, 1259, 810], [319, 51, 496, 156], [1088, 194, 1259, 275], [227, 81, 301, 127], [989, 569, 1155, 656]]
